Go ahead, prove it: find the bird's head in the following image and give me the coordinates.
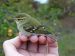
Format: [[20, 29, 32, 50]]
[[14, 13, 31, 24]]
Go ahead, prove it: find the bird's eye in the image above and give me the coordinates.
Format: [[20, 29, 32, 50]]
[[17, 18, 23, 21]]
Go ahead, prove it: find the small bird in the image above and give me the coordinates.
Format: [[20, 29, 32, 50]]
[[14, 13, 51, 36], [14, 13, 55, 54]]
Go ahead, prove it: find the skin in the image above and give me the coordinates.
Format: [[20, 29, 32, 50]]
[[3, 33, 59, 56]]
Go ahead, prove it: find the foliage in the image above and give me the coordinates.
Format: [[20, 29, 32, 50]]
[[0, 0, 75, 56]]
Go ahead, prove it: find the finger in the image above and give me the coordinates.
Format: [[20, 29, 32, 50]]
[[38, 40, 58, 54], [19, 32, 28, 42], [47, 54, 57, 56], [48, 42, 59, 56], [39, 45, 47, 53], [39, 35, 46, 44], [19, 42, 27, 50], [46, 35, 59, 55], [8, 36, 22, 48], [3, 40, 24, 56], [28, 42, 37, 53], [35, 53, 44, 56], [29, 35, 38, 43], [47, 35, 56, 44]]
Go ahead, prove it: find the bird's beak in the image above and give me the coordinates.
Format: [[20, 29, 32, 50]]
[[13, 18, 17, 21]]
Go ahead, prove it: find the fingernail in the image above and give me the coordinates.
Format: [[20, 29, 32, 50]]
[[30, 35, 38, 43], [47, 35, 56, 44], [19, 34, 28, 42], [39, 35, 46, 44]]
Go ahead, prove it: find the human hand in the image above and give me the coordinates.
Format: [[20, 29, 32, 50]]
[[3, 33, 59, 56]]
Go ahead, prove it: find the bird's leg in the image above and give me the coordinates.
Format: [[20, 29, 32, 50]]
[[46, 40, 49, 54], [37, 34, 40, 53], [45, 35, 49, 56], [26, 35, 31, 51], [26, 37, 29, 51]]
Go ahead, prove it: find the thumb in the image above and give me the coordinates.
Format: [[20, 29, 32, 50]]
[[3, 36, 24, 56]]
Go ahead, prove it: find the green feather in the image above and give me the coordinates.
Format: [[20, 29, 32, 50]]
[[14, 13, 51, 36]]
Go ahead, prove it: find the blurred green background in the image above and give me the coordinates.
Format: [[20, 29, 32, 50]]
[[0, 0, 75, 56]]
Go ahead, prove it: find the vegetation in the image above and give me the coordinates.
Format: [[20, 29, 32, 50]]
[[0, 0, 75, 56]]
